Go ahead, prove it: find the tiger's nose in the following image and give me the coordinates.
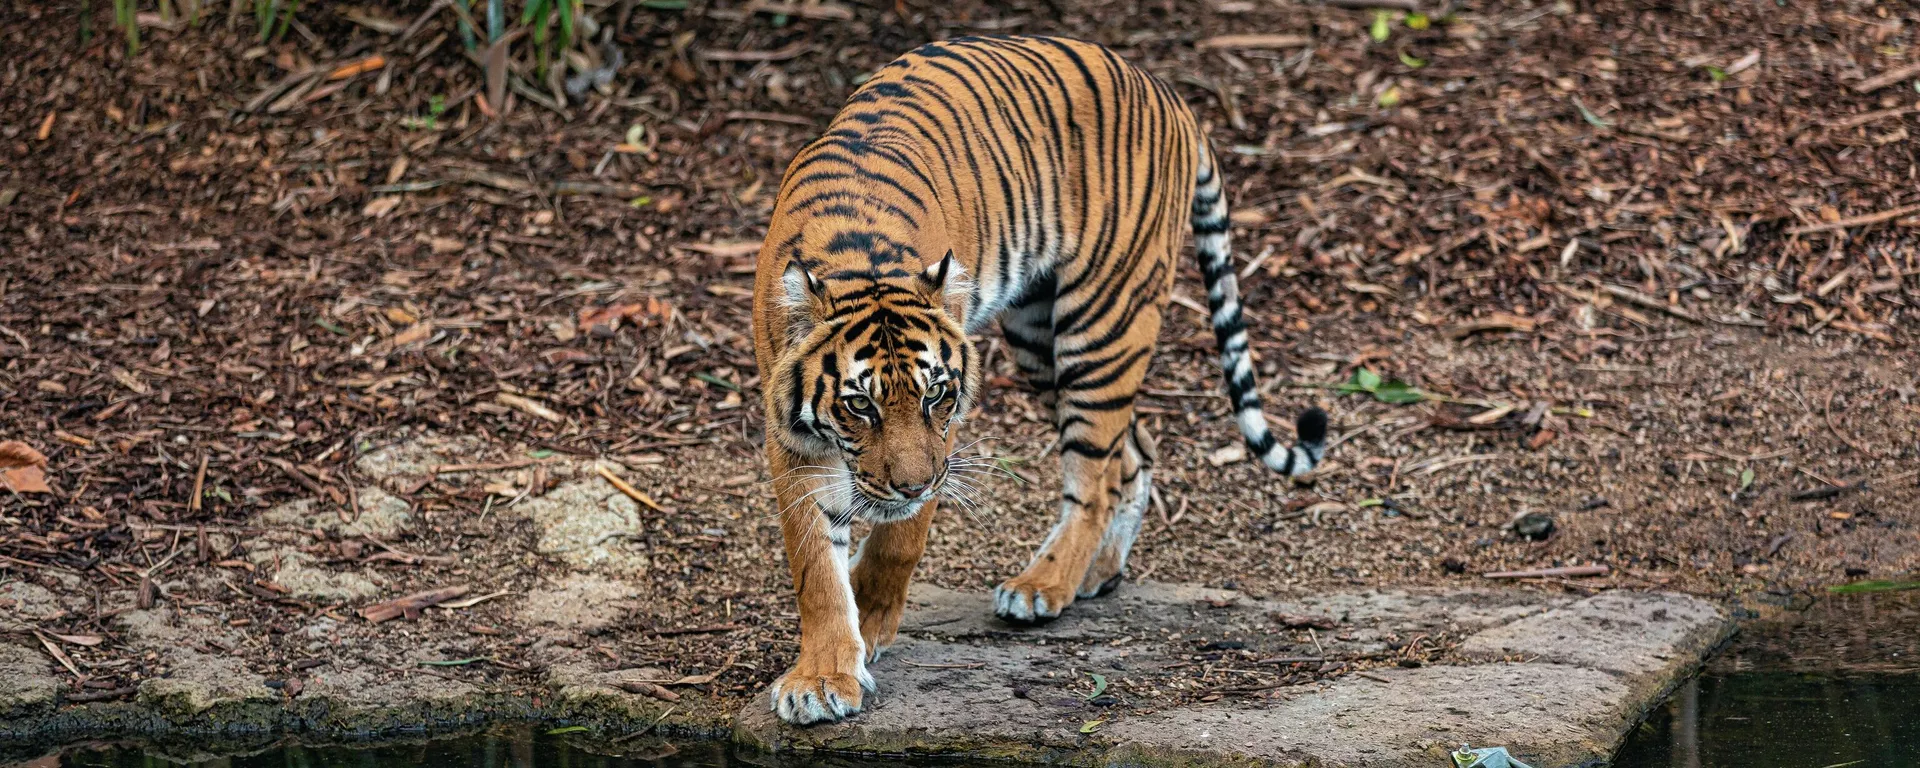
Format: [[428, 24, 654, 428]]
[[892, 480, 930, 497]]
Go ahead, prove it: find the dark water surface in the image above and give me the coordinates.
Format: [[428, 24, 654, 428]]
[[20, 592, 1920, 768], [1611, 672, 1920, 768]]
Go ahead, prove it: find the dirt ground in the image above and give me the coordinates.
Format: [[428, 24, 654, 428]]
[[3, 0, 1918, 716]]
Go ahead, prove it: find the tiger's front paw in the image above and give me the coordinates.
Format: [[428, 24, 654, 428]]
[[769, 646, 875, 725], [993, 573, 1075, 624]]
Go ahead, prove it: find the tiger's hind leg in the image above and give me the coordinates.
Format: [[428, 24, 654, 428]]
[[999, 273, 1059, 417], [994, 292, 1163, 624], [1078, 418, 1155, 598]]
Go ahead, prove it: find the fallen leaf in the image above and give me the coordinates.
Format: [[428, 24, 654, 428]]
[[327, 55, 386, 81], [1445, 312, 1537, 339], [0, 441, 51, 494], [392, 322, 434, 346], [362, 196, 402, 217], [49, 633, 103, 646], [1466, 404, 1516, 425], [1085, 672, 1108, 700], [497, 392, 563, 422], [578, 297, 673, 334], [1197, 34, 1312, 49], [419, 657, 486, 666], [1206, 444, 1247, 467], [36, 111, 55, 141], [678, 240, 762, 257], [1272, 613, 1339, 629], [437, 590, 511, 609]]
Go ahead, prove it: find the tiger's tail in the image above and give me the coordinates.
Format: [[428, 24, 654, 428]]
[[1190, 147, 1328, 475]]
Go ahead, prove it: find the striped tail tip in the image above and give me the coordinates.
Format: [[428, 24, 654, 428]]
[[1296, 407, 1329, 447], [1258, 407, 1329, 477]]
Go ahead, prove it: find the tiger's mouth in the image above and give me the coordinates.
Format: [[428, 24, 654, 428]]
[[850, 471, 947, 523]]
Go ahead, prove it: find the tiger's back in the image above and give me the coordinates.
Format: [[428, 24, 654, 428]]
[[750, 35, 1327, 726]]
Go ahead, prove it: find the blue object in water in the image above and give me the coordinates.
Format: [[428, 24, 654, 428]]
[[1451, 744, 1536, 768]]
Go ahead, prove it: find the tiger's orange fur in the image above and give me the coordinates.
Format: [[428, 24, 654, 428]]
[[751, 35, 1327, 725]]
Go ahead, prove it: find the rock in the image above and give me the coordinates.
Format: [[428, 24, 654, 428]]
[[137, 655, 274, 717], [517, 574, 641, 634], [737, 582, 1731, 768], [513, 477, 649, 573], [260, 486, 412, 538], [250, 548, 386, 602], [0, 642, 59, 719], [1457, 591, 1731, 703], [1510, 511, 1555, 541]]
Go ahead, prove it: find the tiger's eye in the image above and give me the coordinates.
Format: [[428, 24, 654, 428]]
[[923, 383, 947, 402], [844, 395, 874, 413]]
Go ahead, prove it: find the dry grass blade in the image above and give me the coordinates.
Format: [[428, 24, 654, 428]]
[[359, 586, 471, 623], [597, 464, 667, 513], [1785, 202, 1920, 235], [1851, 61, 1920, 93], [1196, 34, 1314, 50]]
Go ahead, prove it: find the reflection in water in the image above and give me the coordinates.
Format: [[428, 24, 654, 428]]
[[47, 727, 941, 768], [31, 594, 1920, 768], [54, 727, 728, 768], [1612, 673, 1920, 768]]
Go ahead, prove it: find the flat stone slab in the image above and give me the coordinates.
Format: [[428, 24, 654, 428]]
[[735, 582, 1731, 768]]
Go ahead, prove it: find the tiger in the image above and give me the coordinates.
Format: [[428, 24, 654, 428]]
[[751, 34, 1329, 725]]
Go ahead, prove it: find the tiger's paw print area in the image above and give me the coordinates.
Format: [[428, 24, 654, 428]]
[[740, 582, 1732, 768], [991, 576, 1075, 624]]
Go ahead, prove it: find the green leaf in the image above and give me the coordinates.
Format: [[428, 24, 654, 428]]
[[546, 725, 590, 734], [1404, 12, 1429, 29], [1375, 86, 1402, 107], [313, 318, 349, 336], [1572, 97, 1614, 129], [419, 657, 485, 666], [1738, 468, 1755, 490], [1705, 65, 1727, 82], [627, 196, 653, 208], [1372, 381, 1425, 404], [1353, 368, 1383, 391], [694, 372, 741, 392], [994, 457, 1030, 484], [528, 449, 556, 459], [1085, 672, 1108, 700], [1356, 498, 1385, 507], [1827, 580, 1920, 594], [639, 0, 689, 8], [1079, 719, 1105, 733], [1398, 51, 1428, 68], [213, 487, 233, 503], [1369, 11, 1391, 42]]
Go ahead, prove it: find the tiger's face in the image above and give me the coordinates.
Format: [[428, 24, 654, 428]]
[[769, 254, 977, 523]]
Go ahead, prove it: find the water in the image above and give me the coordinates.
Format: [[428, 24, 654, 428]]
[[1611, 673, 1920, 768], [16, 593, 1920, 768], [37, 728, 845, 768]]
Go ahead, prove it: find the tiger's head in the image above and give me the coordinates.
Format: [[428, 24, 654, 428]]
[[766, 250, 978, 523]]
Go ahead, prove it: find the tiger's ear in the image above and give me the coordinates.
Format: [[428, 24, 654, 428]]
[[918, 252, 970, 317], [781, 259, 830, 337]]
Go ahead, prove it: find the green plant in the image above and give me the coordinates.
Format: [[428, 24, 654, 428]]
[[520, 0, 579, 76], [108, 0, 291, 54], [113, 0, 139, 54], [255, 0, 299, 42], [1335, 368, 1425, 404]]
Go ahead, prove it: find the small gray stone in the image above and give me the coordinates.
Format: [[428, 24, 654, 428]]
[[0, 642, 59, 719]]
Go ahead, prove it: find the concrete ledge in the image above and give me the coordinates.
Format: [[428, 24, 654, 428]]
[[735, 583, 1733, 768], [1, 581, 1729, 768]]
